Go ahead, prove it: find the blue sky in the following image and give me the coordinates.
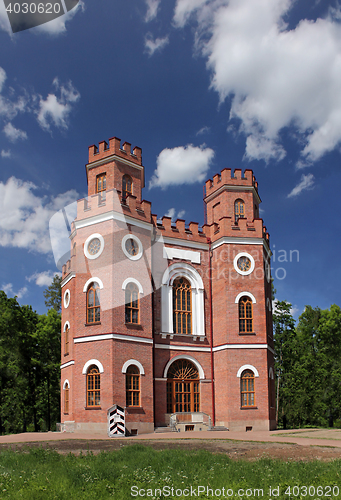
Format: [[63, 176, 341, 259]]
[[0, 0, 341, 318]]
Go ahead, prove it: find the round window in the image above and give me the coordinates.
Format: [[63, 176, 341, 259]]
[[64, 289, 70, 309], [84, 233, 104, 260], [121, 234, 143, 261], [237, 256, 251, 272], [126, 238, 139, 257]]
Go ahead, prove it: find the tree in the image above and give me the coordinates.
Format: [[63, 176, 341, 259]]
[[273, 300, 296, 427], [43, 275, 62, 313]]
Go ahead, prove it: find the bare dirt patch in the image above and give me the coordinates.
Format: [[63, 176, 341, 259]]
[[1, 438, 341, 461]]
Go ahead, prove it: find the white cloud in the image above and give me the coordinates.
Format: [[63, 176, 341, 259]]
[[174, 0, 341, 164], [287, 173, 315, 198], [144, 33, 169, 56], [3, 122, 27, 142], [0, 1, 12, 35], [165, 208, 186, 220], [145, 0, 160, 22], [26, 270, 61, 287], [1, 149, 11, 158], [37, 79, 80, 131], [149, 144, 215, 188], [0, 67, 6, 92], [1, 283, 28, 299], [196, 126, 210, 136], [0, 176, 78, 254]]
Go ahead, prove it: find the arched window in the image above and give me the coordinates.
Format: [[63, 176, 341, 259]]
[[173, 277, 192, 334], [122, 174, 132, 200], [64, 382, 69, 413], [64, 325, 69, 356], [239, 296, 253, 333], [126, 365, 140, 406], [87, 282, 100, 323], [87, 365, 100, 407], [96, 173, 106, 193], [125, 282, 139, 324], [167, 359, 199, 413], [235, 199, 245, 224], [241, 370, 255, 407]]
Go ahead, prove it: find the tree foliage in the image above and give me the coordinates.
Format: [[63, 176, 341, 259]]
[[274, 302, 341, 428], [43, 275, 62, 313], [0, 291, 61, 434]]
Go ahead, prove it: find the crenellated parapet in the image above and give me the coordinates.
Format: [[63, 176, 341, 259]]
[[205, 168, 259, 198], [75, 188, 152, 225], [152, 215, 207, 244], [88, 137, 142, 166]]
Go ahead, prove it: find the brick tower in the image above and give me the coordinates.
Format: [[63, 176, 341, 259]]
[[60, 137, 275, 435]]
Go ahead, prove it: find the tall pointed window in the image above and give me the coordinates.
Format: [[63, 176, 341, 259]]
[[64, 325, 69, 356], [87, 366, 100, 407], [125, 282, 139, 324], [239, 296, 253, 333], [241, 370, 255, 407], [87, 282, 100, 323], [167, 359, 199, 413], [126, 365, 140, 407], [235, 199, 245, 224], [122, 175, 132, 200], [173, 277, 192, 334], [96, 173, 106, 194]]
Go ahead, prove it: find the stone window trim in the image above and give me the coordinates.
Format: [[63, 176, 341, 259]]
[[234, 291, 256, 304], [122, 359, 145, 375], [161, 262, 205, 337], [163, 354, 205, 380], [121, 234, 143, 261], [236, 364, 259, 378], [82, 359, 104, 374], [63, 321, 70, 332], [82, 277, 104, 292], [233, 252, 255, 276], [84, 233, 105, 260], [63, 379, 70, 389], [63, 289, 70, 309], [122, 278, 144, 294]]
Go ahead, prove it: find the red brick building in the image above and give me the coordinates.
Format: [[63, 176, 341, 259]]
[[60, 136, 276, 434]]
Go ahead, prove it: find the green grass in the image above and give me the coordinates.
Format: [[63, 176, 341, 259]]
[[0, 444, 340, 499]]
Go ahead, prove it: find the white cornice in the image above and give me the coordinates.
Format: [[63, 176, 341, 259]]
[[74, 210, 152, 232], [60, 360, 75, 369], [74, 333, 153, 344], [159, 236, 208, 250], [154, 343, 273, 353], [61, 273, 76, 287], [205, 184, 262, 204], [86, 154, 144, 172], [212, 236, 271, 258]]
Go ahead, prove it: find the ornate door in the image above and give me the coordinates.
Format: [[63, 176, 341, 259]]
[[167, 359, 200, 413]]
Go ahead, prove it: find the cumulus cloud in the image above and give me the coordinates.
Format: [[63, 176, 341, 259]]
[[173, 0, 341, 164], [149, 144, 215, 188], [0, 177, 78, 254], [3, 122, 27, 142], [1, 149, 11, 158], [145, 0, 160, 22], [1, 283, 27, 299], [144, 33, 169, 56], [37, 78, 80, 131], [165, 208, 186, 220], [287, 173, 315, 198], [26, 270, 61, 287]]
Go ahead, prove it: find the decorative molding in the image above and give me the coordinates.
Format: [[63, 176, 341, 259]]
[[212, 236, 271, 258], [155, 343, 272, 353], [235, 292, 256, 304], [163, 354, 205, 379], [122, 278, 144, 294], [61, 273, 75, 288], [163, 246, 201, 264], [74, 210, 152, 232], [122, 359, 145, 375], [86, 153, 144, 172], [74, 333, 153, 344], [60, 360, 75, 369], [84, 233, 105, 260], [161, 236, 208, 251], [155, 344, 210, 352], [83, 277, 104, 292], [205, 184, 262, 205], [82, 359, 104, 374], [237, 364, 259, 378]]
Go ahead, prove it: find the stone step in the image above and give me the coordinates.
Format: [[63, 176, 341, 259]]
[[211, 426, 229, 431], [154, 427, 176, 433]]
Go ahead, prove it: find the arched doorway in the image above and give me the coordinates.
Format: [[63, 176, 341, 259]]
[[166, 359, 200, 413]]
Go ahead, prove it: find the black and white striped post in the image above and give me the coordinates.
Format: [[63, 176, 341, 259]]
[[107, 404, 125, 437]]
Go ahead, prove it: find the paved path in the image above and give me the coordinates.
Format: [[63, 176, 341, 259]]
[[1, 428, 341, 449]]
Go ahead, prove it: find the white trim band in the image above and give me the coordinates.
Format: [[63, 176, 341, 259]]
[[60, 360, 75, 369], [74, 333, 153, 344]]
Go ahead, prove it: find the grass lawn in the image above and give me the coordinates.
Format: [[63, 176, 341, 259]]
[[0, 444, 340, 499]]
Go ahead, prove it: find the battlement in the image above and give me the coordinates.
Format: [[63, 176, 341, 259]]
[[205, 168, 258, 198], [75, 188, 151, 225], [152, 215, 206, 244], [88, 137, 142, 166], [203, 216, 270, 246]]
